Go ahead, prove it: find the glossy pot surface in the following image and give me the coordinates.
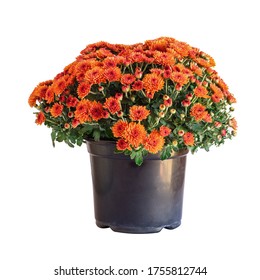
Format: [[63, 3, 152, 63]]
[[87, 140, 188, 233]]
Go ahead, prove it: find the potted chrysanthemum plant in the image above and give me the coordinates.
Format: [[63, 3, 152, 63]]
[[28, 37, 237, 233]]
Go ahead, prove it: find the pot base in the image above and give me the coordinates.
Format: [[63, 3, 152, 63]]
[[96, 220, 181, 234]]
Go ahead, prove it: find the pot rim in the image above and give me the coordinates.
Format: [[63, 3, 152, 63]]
[[86, 139, 189, 160]]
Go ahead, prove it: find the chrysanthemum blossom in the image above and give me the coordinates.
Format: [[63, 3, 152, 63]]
[[129, 105, 150, 121], [123, 122, 146, 148], [112, 120, 128, 138], [142, 73, 164, 99], [104, 67, 121, 82], [144, 130, 165, 154], [183, 132, 195, 146], [190, 103, 207, 121], [77, 82, 91, 99], [35, 112, 45, 125], [159, 126, 171, 137], [89, 101, 105, 121], [50, 103, 63, 118], [104, 97, 121, 114], [194, 85, 210, 98], [121, 74, 136, 85], [116, 139, 131, 151], [74, 100, 92, 123]]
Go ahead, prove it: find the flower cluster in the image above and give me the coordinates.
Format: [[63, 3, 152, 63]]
[[28, 37, 237, 165]]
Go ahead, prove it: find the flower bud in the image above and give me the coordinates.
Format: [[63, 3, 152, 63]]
[[170, 108, 176, 114], [117, 111, 124, 118], [172, 140, 178, 147], [163, 94, 169, 100], [103, 111, 110, 119], [181, 99, 191, 107], [221, 129, 227, 136], [178, 130, 184, 136], [158, 111, 165, 118], [164, 98, 172, 107], [180, 113, 185, 119], [175, 84, 182, 91], [64, 123, 70, 129], [68, 111, 74, 118], [122, 85, 130, 93], [190, 76, 196, 83], [186, 93, 193, 100], [159, 104, 166, 111], [214, 121, 221, 128], [115, 93, 123, 100], [232, 130, 237, 136]]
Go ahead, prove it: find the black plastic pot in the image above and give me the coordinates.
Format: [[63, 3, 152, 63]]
[[87, 140, 188, 234]]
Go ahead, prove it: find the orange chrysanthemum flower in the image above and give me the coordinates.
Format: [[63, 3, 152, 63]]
[[75, 60, 91, 73], [146, 37, 169, 52], [28, 90, 39, 107], [153, 51, 176, 66], [28, 84, 49, 107], [112, 120, 128, 138], [53, 77, 67, 95], [194, 57, 214, 68], [190, 103, 207, 121], [45, 87, 54, 104], [194, 85, 210, 98], [210, 84, 224, 103], [50, 103, 64, 118], [71, 118, 80, 128], [159, 126, 171, 137], [89, 101, 105, 121], [35, 111, 45, 125], [190, 62, 203, 77], [74, 99, 92, 123], [66, 95, 78, 108], [103, 97, 121, 114], [116, 138, 131, 151], [226, 91, 236, 104], [85, 66, 104, 84], [183, 132, 194, 146], [123, 122, 146, 148], [171, 72, 189, 86], [121, 74, 136, 85], [103, 57, 118, 68], [229, 118, 237, 130], [142, 73, 164, 99], [203, 113, 212, 123], [129, 105, 150, 121], [144, 130, 165, 154], [77, 82, 91, 99], [104, 67, 121, 82], [131, 80, 143, 91]]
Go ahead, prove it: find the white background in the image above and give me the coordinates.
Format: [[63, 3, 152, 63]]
[[1, 0, 259, 279]]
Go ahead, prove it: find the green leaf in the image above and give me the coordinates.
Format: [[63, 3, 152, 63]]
[[134, 151, 143, 166], [51, 130, 56, 147], [93, 129, 101, 141], [160, 145, 172, 160], [159, 119, 167, 126], [65, 139, 74, 148], [56, 132, 65, 142], [130, 151, 136, 160], [76, 137, 83, 146]]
